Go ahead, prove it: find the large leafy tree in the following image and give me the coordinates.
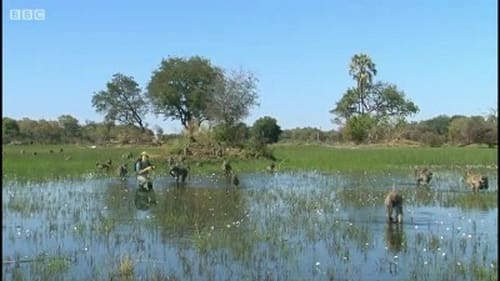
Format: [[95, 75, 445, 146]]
[[251, 116, 282, 144], [331, 53, 419, 142], [2, 117, 20, 143], [147, 56, 221, 139], [58, 114, 81, 141], [92, 73, 149, 132]]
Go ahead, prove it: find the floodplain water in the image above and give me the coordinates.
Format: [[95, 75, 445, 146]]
[[2, 169, 498, 281]]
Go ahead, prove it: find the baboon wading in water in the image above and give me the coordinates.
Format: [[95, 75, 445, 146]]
[[465, 172, 489, 192], [169, 166, 189, 184], [385, 188, 403, 224], [415, 167, 433, 186]]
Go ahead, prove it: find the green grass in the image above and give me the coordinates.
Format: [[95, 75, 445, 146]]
[[2, 143, 497, 181]]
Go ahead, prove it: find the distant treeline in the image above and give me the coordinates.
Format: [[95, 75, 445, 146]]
[[2, 113, 497, 147]]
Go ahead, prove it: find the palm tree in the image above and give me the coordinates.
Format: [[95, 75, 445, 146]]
[[348, 53, 377, 114]]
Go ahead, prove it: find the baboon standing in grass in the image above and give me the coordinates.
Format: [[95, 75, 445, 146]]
[[465, 172, 489, 192], [415, 167, 433, 186], [385, 187, 403, 224], [266, 162, 276, 174], [222, 160, 232, 176], [118, 164, 128, 179]]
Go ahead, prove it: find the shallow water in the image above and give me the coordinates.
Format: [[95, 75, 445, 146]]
[[2, 169, 498, 281]]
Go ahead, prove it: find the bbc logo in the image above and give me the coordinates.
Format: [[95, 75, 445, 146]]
[[9, 9, 46, 21]]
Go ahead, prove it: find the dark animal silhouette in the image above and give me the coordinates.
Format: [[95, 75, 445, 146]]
[[169, 166, 189, 184]]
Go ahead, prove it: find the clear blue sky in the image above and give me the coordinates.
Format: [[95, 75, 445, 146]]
[[3, 0, 498, 133]]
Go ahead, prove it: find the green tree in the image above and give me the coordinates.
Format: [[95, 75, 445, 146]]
[[251, 116, 282, 144], [481, 109, 498, 147], [342, 114, 376, 144], [36, 119, 63, 144], [331, 53, 419, 143], [2, 117, 20, 143], [147, 56, 221, 140], [349, 53, 377, 114], [58, 114, 81, 142], [331, 82, 419, 123], [92, 73, 149, 132], [448, 116, 488, 145], [213, 122, 249, 146], [17, 118, 39, 143], [420, 115, 452, 136]]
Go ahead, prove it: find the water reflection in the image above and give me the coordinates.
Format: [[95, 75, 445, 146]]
[[384, 222, 406, 254], [134, 189, 157, 210]]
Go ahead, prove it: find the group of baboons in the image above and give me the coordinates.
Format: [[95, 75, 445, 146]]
[[95, 152, 491, 224], [18, 147, 64, 156], [94, 152, 280, 188], [385, 167, 489, 224]]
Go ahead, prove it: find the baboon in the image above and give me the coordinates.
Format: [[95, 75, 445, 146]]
[[231, 173, 240, 187], [169, 165, 189, 184], [118, 164, 128, 179], [415, 167, 433, 186], [222, 160, 232, 176], [266, 162, 276, 174], [32, 152, 37, 156], [385, 188, 403, 224], [121, 152, 133, 159], [96, 159, 113, 171], [59, 148, 64, 153], [465, 173, 489, 192]]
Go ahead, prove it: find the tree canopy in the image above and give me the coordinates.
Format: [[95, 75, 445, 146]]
[[251, 116, 282, 144], [91, 73, 149, 132], [331, 53, 419, 143], [146, 56, 221, 137]]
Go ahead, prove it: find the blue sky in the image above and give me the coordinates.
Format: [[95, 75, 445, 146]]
[[3, 0, 498, 133]]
